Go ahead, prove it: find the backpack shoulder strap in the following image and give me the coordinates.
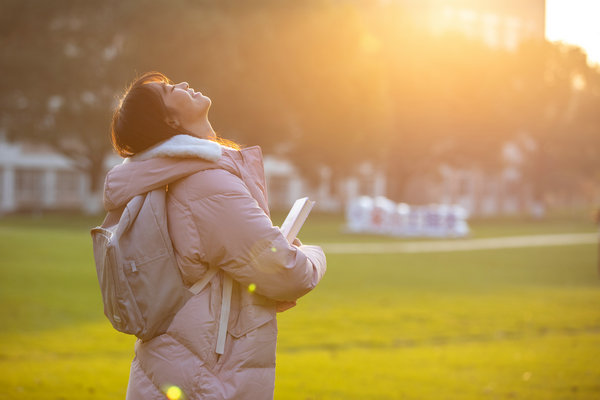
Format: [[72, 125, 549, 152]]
[[188, 265, 220, 295]]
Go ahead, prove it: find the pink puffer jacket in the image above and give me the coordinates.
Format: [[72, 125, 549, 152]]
[[102, 136, 327, 400]]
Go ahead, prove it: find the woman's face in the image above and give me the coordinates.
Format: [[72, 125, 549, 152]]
[[147, 81, 212, 134]]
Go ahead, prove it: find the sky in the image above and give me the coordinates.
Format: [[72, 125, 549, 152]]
[[545, 0, 600, 66]]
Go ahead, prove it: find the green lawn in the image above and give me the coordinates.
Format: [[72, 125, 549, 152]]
[[0, 213, 598, 399]]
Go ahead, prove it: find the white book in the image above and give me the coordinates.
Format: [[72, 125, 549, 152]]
[[280, 197, 315, 244]]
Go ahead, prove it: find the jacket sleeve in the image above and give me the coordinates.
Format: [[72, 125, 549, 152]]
[[184, 169, 326, 302]]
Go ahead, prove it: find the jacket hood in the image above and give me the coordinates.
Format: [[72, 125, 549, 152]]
[[103, 135, 258, 211]]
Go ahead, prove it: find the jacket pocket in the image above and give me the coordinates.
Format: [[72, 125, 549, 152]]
[[227, 300, 275, 339], [226, 302, 278, 370]]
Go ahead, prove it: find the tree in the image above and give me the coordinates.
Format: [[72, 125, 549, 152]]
[[508, 40, 600, 204], [1, 0, 136, 210]]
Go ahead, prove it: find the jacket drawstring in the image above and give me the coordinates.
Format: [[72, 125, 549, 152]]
[[189, 267, 232, 355], [216, 275, 232, 354]]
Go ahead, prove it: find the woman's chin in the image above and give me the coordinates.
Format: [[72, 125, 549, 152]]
[[195, 92, 210, 103], [197, 97, 211, 114]]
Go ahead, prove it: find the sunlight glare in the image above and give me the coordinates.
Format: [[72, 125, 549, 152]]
[[165, 385, 183, 400], [546, 0, 600, 65]]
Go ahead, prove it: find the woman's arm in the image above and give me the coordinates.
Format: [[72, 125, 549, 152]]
[[185, 169, 326, 302]]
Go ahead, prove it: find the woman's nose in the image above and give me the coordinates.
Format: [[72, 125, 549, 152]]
[[176, 82, 189, 89]]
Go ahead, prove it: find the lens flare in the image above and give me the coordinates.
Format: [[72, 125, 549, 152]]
[[271, 246, 277, 252], [248, 283, 257, 293], [165, 385, 182, 400]]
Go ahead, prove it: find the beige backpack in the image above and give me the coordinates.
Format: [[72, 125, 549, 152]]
[[91, 187, 218, 341]]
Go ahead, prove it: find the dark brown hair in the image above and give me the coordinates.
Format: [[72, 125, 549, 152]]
[[111, 71, 180, 157], [111, 71, 240, 157]]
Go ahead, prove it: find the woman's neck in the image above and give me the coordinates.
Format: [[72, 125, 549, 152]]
[[185, 118, 216, 140]]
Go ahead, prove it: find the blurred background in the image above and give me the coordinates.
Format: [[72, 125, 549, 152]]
[[1, 1, 599, 399], [0, 0, 598, 216]]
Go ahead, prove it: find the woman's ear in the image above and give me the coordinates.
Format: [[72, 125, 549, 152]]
[[165, 118, 180, 130]]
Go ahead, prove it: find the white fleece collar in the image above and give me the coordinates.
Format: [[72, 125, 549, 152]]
[[125, 134, 222, 163]]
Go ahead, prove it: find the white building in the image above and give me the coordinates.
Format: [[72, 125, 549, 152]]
[[0, 141, 90, 213]]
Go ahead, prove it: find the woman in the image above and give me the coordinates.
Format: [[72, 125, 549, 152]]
[[105, 72, 327, 399]]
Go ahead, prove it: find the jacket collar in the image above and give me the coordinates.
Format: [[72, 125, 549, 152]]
[[104, 136, 268, 212], [125, 134, 223, 163]]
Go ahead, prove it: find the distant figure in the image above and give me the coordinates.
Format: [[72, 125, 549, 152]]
[[105, 72, 326, 399]]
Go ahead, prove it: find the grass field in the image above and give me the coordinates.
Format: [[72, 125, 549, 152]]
[[0, 212, 598, 399]]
